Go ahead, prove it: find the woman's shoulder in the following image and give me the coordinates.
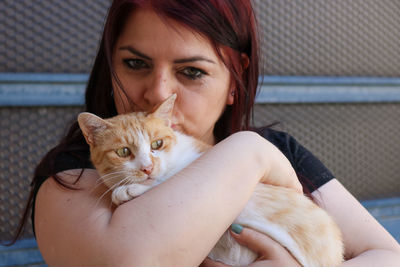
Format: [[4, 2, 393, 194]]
[[34, 168, 113, 265]]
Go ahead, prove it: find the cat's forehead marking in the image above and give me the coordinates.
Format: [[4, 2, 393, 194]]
[[105, 112, 175, 152], [136, 127, 149, 146], [114, 116, 148, 147]]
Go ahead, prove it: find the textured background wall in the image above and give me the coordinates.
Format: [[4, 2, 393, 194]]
[[0, 107, 81, 240], [254, 0, 400, 76], [0, 0, 109, 73], [1, 0, 400, 76], [253, 103, 400, 200]]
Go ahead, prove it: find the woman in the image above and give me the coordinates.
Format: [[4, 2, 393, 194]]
[[17, 1, 400, 266]]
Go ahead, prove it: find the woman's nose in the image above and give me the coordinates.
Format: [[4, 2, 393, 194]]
[[143, 69, 176, 108]]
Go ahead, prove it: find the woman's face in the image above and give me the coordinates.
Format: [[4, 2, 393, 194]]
[[112, 8, 234, 145]]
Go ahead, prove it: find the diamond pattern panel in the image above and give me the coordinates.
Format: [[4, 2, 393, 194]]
[[1, 0, 400, 76], [253, 0, 400, 76], [253, 103, 400, 199], [0, 0, 110, 73], [0, 107, 81, 241]]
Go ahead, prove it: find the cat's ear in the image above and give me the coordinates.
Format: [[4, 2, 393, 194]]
[[151, 94, 177, 126], [77, 112, 110, 146]]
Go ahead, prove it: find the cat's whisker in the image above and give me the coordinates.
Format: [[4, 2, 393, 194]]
[[100, 170, 127, 178], [98, 171, 127, 183], [94, 184, 122, 208], [103, 175, 131, 193], [94, 174, 133, 205], [91, 192, 114, 213], [93, 187, 114, 207], [92, 171, 128, 190], [97, 170, 127, 185], [121, 176, 137, 187], [97, 175, 138, 205]]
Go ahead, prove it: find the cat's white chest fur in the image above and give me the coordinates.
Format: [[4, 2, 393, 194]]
[[156, 131, 204, 183]]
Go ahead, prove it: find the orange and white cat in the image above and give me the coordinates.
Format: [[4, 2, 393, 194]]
[[78, 95, 343, 267]]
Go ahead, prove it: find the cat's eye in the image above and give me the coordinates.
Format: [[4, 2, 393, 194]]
[[116, 147, 131, 157], [151, 139, 163, 150]]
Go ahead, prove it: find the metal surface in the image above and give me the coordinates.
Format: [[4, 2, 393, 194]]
[[254, 103, 400, 200], [1, 0, 400, 76], [0, 106, 81, 241], [254, 0, 400, 76], [0, 0, 110, 73]]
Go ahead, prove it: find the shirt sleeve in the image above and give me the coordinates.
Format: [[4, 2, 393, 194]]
[[255, 127, 334, 193]]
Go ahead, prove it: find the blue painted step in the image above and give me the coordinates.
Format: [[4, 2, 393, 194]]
[[0, 238, 46, 267]]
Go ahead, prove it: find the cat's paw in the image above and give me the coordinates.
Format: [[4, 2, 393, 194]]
[[127, 183, 151, 198], [112, 186, 134, 205], [112, 184, 151, 205]]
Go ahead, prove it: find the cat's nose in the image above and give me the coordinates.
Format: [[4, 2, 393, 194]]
[[141, 164, 153, 175]]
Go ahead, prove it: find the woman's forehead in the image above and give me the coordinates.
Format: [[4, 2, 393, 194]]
[[116, 8, 219, 61]]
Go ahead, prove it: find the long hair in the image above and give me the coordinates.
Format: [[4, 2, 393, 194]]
[[11, 0, 260, 244]]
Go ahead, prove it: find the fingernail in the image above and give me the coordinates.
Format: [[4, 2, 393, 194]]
[[231, 223, 243, 234]]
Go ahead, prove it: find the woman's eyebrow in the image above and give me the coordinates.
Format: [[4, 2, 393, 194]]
[[118, 45, 215, 64], [174, 56, 216, 64], [119, 46, 152, 60]]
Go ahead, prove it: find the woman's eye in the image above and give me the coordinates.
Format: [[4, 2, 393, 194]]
[[123, 59, 148, 70], [116, 147, 131, 157], [151, 139, 163, 150], [181, 67, 206, 80]]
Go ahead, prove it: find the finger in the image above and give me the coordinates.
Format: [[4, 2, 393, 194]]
[[200, 257, 231, 267], [229, 224, 283, 258]]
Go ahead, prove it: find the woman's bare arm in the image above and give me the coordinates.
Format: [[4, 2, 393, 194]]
[[313, 179, 400, 266], [201, 178, 400, 267], [35, 131, 300, 267]]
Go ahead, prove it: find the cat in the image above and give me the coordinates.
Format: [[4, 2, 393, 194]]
[[78, 94, 344, 267]]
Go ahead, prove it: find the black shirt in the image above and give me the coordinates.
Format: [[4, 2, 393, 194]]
[[255, 127, 334, 192], [31, 128, 334, 233]]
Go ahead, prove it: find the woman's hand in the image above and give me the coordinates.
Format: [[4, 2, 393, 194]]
[[200, 225, 301, 267]]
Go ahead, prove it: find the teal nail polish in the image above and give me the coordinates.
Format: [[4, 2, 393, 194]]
[[231, 223, 243, 234]]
